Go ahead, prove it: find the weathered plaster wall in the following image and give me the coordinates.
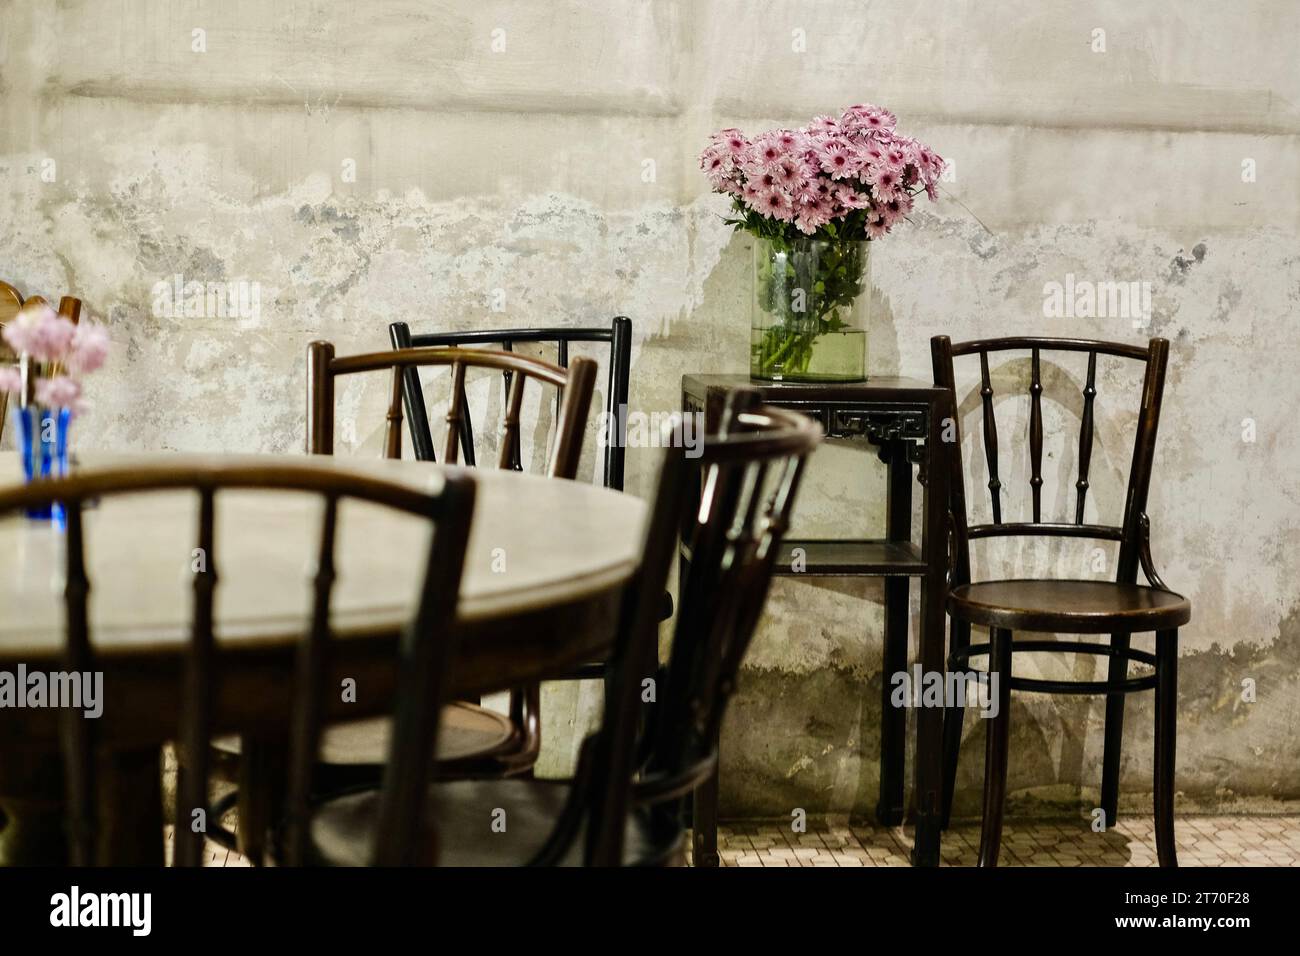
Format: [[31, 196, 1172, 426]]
[[2, 1, 1297, 817]]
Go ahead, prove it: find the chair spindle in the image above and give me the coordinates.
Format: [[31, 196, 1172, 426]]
[[442, 361, 466, 464], [283, 494, 340, 866], [60, 501, 96, 866], [176, 487, 218, 867], [979, 350, 1002, 523], [1075, 351, 1098, 524], [1029, 348, 1043, 522], [384, 366, 405, 459], [497, 371, 528, 471]]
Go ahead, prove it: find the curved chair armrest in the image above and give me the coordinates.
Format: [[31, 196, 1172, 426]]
[[1139, 513, 1170, 592]]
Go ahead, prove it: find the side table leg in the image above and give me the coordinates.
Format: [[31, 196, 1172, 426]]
[[877, 576, 908, 826], [878, 436, 913, 827], [911, 400, 950, 867]]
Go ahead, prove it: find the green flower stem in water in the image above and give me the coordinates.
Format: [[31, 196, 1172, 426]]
[[752, 237, 867, 379]]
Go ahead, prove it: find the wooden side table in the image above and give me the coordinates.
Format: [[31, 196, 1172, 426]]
[[681, 374, 952, 867]]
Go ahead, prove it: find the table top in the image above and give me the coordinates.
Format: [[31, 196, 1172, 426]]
[[0, 453, 647, 660]]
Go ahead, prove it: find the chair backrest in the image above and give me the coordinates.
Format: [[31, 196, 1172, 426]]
[[0, 463, 475, 867], [307, 341, 597, 480], [390, 318, 631, 488], [931, 335, 1170, 589], [537, 391, 821, 865]]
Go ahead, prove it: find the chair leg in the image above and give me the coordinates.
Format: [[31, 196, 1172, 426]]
[[977, 627, 1012, 867], [941, 617, 971, 829], [236, 738, 277, 865], [1100, 632, 1131, 828], [1154, 629, 1179, 867], [692, 724, 721, 867], [238, 738, 290, 865], [876, 576, 909, 826]]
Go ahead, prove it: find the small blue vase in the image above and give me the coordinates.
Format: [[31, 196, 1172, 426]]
[[13, 404, 72, 525]]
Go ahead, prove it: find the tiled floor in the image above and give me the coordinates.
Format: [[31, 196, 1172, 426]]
[[179, 815, 1300, 867], [701, 816, 1300, 867]]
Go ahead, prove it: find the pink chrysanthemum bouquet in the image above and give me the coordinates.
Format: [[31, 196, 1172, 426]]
[[700, 103, 944, 241], [701, 105, 945, 380]]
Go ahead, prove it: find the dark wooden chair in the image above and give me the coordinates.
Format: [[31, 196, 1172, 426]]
[[300, 341, 596, 775], [205, 342, 597, 860], [309, 340, 598, 764], [932, 335, 1190, 867], [389, 320, 669, 759], [0, 461, 474, 866], [300, 391, 822, 865]]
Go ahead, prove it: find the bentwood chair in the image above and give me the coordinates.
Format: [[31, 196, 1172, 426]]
[[304, 340, 596, 772], [390, 318, 631, 490], [932, 335, 1190, 867], [203, 342, 596, 860], [389, 320, 668, 754], [0, 286, 81, 444], [0, 461, 474, 866], [300, 390, 821, 865]]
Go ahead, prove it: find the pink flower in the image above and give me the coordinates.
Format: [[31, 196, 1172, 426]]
[[809, 114, 842, 136], [751, 133, 787, 171], [702, 153, 732, 189], [794, 200, 831, 235], [842, 104, 897, 133], [873, 109, 898, 130], [883, 193, 915, 220], [34, 375, 81, 410], [816, 139, 860, 179], [866, 215, 891, 239], [775, 160, 801, 187], [775, 129, 803, 151], [715, 128, 751, 159], [835, 183, 872, 209], [792, 178, 823, 206], [863, 162, 903, 198], [752, 187, 794, 221], [860, 142, 886, 165], [924, 151, 947, 190], [67, 322, 111, 375], [0, 366, 21, 395], [2, 303, 77, 363]]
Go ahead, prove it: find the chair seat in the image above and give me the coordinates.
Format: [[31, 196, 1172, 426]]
[[949, 579, 1191, 634], [309, 778, 682, 867], [212, 701, 518, 765]]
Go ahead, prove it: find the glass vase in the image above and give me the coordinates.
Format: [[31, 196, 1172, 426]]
[[13, 404, 72, 524], [750, 237, 869, 382]]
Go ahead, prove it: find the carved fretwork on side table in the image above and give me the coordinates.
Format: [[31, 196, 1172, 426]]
[[681, 374, 953, 868]]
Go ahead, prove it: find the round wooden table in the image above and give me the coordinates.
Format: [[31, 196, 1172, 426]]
[[0, 453, 646, 863]]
